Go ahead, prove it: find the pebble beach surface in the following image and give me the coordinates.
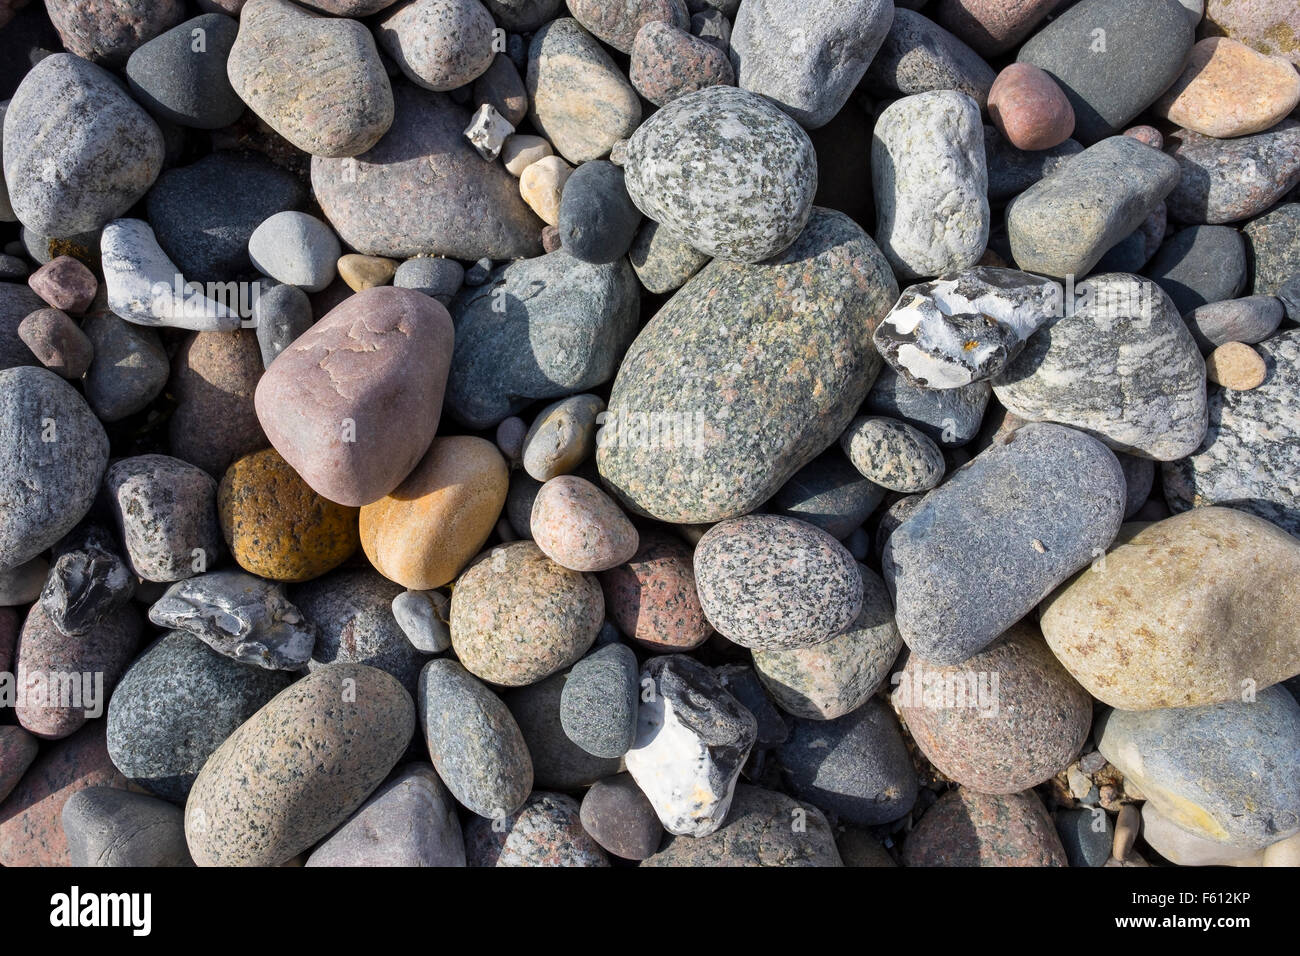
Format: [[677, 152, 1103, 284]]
[[0, 0, 1297, 871]]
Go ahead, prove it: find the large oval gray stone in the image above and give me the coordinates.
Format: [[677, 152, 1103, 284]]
[[597, 208, 897, 523]]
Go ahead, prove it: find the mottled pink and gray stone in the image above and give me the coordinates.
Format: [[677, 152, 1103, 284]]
[[530, 475, 639, 572], [28, 257, 97, 315], [0, 726, 37, 805], [623, 85, 815, 263], [254, 287, 453, 507], [44, 0, 186, 67], [904, 789, 1068, 866], [569, 0, 688, 53], [935, 0, 1063, 57], [227, 0, 394, 159], [1165, 121, 1300, 224], [598, 531, 712, 652], [18, 309, 94, 380], [630, 20, 734, 107], [313, 85, 542, 261], [104, 455, 224, 583], [695, 514, 862, 651], [465, 791, 609, 866]]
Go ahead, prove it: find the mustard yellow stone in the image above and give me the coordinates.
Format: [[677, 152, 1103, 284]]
[[218, 448, 359, 583], [360, 436, 509, 589]]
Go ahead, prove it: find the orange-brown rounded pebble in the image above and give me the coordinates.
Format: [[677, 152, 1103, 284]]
[[1206, 341, 1267, 390], [218, 447, 359, 583], [360, 436, 508, 590]]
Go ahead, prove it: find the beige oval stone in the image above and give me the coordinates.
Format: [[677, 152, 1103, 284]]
[[519, 155, 573, 226], [184, 664, 414, 867], [1206, 341, 1267, 390], [1040, 507, 1300, 710], [502, 134, 554, 177], [531, 475, 639, 572], [522, 393, 605, 481], [1156, 37, 1300, 138], [338, 253, 397, 291], [360, 435, 508, 589]]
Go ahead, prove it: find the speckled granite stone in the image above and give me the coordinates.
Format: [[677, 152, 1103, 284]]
[[598, 209, 897, 523], [0, 722, 127, 867], [895, 621, 1090, 793], [376, 0, 496, 93], [227, 0, 393, 158], [0, 726, 38, 805], [185, 664, 414, 866], [0, 367, 108, 571], [503, 670, 623, 789], [419, 658, 533, 818], [883, 422, 1126, 665], [840, 416, 946, 493], [1041, 508, 1300, 710], [531, 475, 639, 573], [526, 18, 642, 163], [873, 268, 1061, 388], [569, 0, 688, 53], [15, 601, 141, 739], [307, 763, 466, 867], [1006, 136, 1179, 279], [598, 531, 712, 652], [1017, 0, 1193, 143], [904, 788, 1068, 866], [642, 784, 842, 866], [106, 631, 292, 802], [754, 564, 901, 720], [625, 655, 757, 836], [560, 643, 639, 758], [44, 0, 185, 67], [294, 567, 423, 694], [630, 20, 733, 107], [695, 515, 862, 651], [1162, 330, 1300, 534], [253, 287, 454, 508], [777, 697, 917, 825], [450, 541, 602, 687], [1098, 687, 1300, 848], [220, 448, 359, 583], [622, 85, 817, 263], [730, 0, 893, 129], [993, 274, 1208, 461], [872, 90, 989, 281], [865, 365, 990, 447], [446, 251, 639, 429], [465, 791, 609, 866], [1243, 203, 1300, 296], [863, 8, 996, 109], [312, 84, 541, 260], [1164, 122, 1300, 224], [105, 455, 223, 584], [628, 220, 710, 294]]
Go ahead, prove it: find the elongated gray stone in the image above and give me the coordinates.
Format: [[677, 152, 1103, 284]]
[[623, 85, 817, 264], [872, 90, 989, 281], [1007, 136, 1180, 280], [597, 209, 897, 523], [624, 655, 757, 837], [446, 251, 639, 429], [1162, 329, 1300, 535], [729, 0, 894, 130], [883, 422, 1126, 664], [149, 569, 316, 670], [993, 274, 1208, 461], [63, 788, 193, 867], [873, 267, 1062, 388]]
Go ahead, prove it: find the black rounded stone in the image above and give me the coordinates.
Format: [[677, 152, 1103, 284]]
[[558, 160, 642, 265]]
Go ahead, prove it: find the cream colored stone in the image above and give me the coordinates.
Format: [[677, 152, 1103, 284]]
[[1206, 341, 1267, 390], [502, 134, 554, 177], [519, 155, 572, 226]]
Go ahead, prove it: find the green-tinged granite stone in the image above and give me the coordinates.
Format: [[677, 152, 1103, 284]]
[[597, 208, 897, 523], [184, 664, 414, 866]]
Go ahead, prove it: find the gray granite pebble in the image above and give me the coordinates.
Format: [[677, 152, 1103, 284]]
[[559, 643, 639, 758], [105, 455, 222, 583]]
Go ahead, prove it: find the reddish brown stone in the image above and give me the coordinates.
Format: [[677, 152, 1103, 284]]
[[630, 21, 735, 107], [598, 530, 711, 651], [988, 63, 1074, 151], [28, 256, 97, 314], [169, 328, 269, 478], [1123, 124, 1164, 149], [17, 309, 93, 380], [569, 0, 689, 53], [904, 788, 1068, 867], [935, 0, 1063, 57], [0, 727, 38, 805], [254, 286, 454, 507], [0, 722, 128, 866], [44, 0, 186, 67]]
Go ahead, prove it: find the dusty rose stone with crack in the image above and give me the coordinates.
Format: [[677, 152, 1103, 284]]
[[254, 287, 454, 508]]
